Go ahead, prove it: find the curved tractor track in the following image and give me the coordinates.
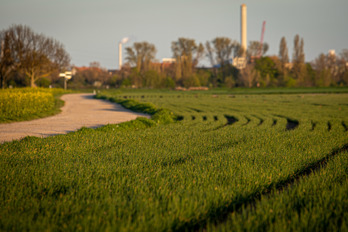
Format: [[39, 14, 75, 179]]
[[177, 113, 347, 133]]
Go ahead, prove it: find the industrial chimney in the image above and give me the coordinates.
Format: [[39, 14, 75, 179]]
[[118, 42, 123, 70], [241, 4, 247, 56], [118, 37, 129, 70]]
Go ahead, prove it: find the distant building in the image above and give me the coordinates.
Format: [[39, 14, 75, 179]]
[[233, 57, 246, 69], [284, 63, 293, 69], [107, 69, 118, 75], [162, 58, 176, 64]]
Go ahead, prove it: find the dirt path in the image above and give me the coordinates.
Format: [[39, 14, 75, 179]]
[[0, 93, 149, 143]]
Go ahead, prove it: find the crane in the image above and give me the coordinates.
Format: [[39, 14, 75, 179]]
[[258, 21, 266, 58]]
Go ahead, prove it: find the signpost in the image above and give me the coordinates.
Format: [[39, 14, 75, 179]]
[[59, 70, 73, 90]]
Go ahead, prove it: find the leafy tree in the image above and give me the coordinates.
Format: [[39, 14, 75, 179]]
[[254, 57, 279, 86], [163, 76, 175, 89], [125, 42, 157, 73], [107, 74, 122, 88], [129, 68, 142, 88], [196, 69, 211, 87], [36, 77, 51, 88], [183, 75, 201, 88], [0, 25, 70, 87], [121, 78, 132, 87], [143, 70, 161, 88]]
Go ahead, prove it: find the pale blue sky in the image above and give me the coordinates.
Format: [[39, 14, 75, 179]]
[[1, 0, 347, 69]]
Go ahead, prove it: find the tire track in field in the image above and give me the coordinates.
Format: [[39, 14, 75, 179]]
[[177, 113, 347, 133], [173, 143, 348, 232], [204, 115, 238, 132], [273, 114, 299, 131], [342, 122, 348, 132]]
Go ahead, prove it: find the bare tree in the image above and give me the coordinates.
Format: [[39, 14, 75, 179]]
[[279, 37, 289, 65], [235, 43, 244, 58], [238, 64, 259, 87], [247, 41, 269, 59], [312, 53, 326, 71], [292, 34, 307, 85], [340, 49, 348, 62], [0, 32, 16, 88], [339, 49, 348, 85], [292, 35, 305, 64], [205, 41, 215, 67], [171, 38, 204, 80], [312, 53, 331, 86], [71, 63, 110, 88], [277, 37, 289, 84], [125, 41, 157, 73], [205, 37, 239, 68], [1, 25, 70, 87], [206, 37, 240, 84]]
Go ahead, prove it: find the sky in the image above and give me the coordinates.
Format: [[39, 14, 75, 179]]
[[1, 0, 348, 69]]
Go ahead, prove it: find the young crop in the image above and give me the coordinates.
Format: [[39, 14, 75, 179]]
[[207, 151, 348, 232], [0, 89, 347, 231]]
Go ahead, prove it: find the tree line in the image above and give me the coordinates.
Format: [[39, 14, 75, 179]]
[[116, 35, 348, 88], [1, 24, 347, 89]]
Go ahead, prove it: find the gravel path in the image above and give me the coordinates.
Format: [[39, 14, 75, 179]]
[[0, 93, 149, 143]]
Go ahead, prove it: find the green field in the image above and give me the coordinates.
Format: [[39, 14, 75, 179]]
[[0, 88, 347, 231]]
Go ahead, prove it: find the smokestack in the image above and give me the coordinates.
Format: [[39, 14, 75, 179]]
[[118, 42, 122, 70], [241, 4, 247, 56], [118, 37, 129, 70]]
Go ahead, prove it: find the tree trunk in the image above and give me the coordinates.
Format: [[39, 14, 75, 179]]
[[30, 75, 37, 88], [0, 74, 4, 89]]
